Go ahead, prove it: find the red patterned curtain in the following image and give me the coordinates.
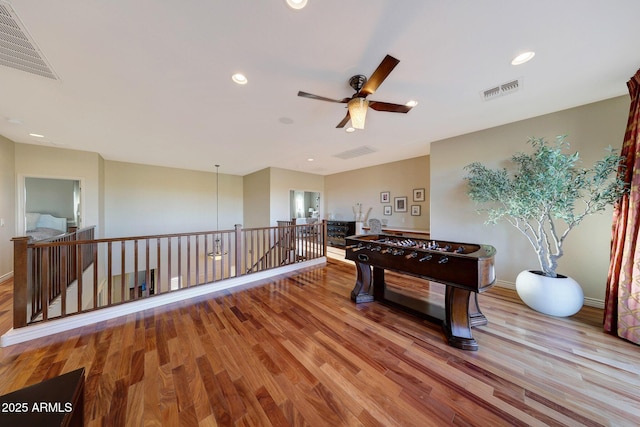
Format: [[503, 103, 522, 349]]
[[604, 69, 640, 344]]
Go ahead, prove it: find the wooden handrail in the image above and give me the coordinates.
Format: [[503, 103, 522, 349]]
[[11, 222, 326, 329]]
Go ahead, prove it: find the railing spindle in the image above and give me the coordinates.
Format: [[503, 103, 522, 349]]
[[187, 236, 191, 287], [157, 238, 162, 295], [145, 238, 150, 297], [41, 247, 50, 322], [195, 235, 200, 286], [178, 236, 182, 290], [77, 243, 83, 313], [107, 242, 113, 305], [167, 236, 172, 293]]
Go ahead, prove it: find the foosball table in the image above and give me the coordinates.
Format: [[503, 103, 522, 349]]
[[345, 234, 497, 350]]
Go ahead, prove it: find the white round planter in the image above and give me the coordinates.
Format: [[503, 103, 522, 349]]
[[515, 270, 584, 317]]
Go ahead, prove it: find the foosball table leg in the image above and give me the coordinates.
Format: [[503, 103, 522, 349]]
[[350, 261, 374, 303], [444, 286, 480, 351], [469, 292, 488, 327]]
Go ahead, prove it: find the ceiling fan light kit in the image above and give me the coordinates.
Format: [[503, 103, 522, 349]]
[[298, 54, 413, 130], [348, 98, 369, 129]]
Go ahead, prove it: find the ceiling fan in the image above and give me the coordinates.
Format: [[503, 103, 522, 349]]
[[297, 54, 413, 130]]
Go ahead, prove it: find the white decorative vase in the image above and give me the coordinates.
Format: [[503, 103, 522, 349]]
[[515, 270, 584, 317]]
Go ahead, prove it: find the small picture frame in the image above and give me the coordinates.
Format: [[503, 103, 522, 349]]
[[411, 205, 421, 216], [383, 205, 392, 216], [380, 191, 390, 203], [413, 188, 425, 202], [394, 196, 407, 212]]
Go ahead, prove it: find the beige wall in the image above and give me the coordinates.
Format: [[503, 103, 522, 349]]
[[104, 161, 243, 237], [430, 95, 630, 304], [243, 167, 324, 227], [269, 167, 324, 226], [325, 156, 430, 231], [0, 137, 15, 279], [243, 168, 271, 228], [14, 144, 103, 237]]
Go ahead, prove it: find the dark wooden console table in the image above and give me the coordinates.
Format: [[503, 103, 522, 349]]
[[0, 368, 85, 426]]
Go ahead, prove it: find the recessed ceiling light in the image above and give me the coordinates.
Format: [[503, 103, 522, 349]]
[[286, 0, 307, 10], [345, 127, 355, 133], [232, 73, 248, 85], [29, 133, 44, 138], [406, 100, 418, 107], [307, 158, 314, 162], [511, 51, 535, 65]]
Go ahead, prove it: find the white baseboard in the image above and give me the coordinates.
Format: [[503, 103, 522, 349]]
[[583, 297, 604, 309], [495, 279, 515, 290], [494, 279, 604, 309], [0, 271, 13, 283], [1, 258, 326, 347]]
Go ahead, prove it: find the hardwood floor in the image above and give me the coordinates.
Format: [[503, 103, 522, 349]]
[[0, 259, 638, 426]]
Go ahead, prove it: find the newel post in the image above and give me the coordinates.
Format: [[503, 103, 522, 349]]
[[12, 236, 30, 328], [234, 224, 243, 277]]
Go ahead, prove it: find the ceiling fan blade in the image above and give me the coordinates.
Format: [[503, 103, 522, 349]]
[[298, 91, 350, 103], [336, 111, 351, 128], [368, 101, 412, 113], [359, 55, 400, 97]]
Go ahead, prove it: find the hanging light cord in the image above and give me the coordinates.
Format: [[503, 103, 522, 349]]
[[215, 164, 220, 231]]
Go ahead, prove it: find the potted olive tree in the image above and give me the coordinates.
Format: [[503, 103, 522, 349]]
[[464, 136, 627, 316]]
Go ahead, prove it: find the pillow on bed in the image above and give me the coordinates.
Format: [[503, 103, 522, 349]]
[[26, 212, 41, 231]]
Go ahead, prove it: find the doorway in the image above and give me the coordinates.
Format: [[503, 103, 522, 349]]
[[289, 190, 320, 220], [18, 175, 83, 234]]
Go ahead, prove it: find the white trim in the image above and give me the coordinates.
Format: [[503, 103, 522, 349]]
[[494, 279, 604, 308], [0, 271, 13, 283], [583, 297, 604, 309], [495, 279, 516, 290], [1, 257, 326, 347]]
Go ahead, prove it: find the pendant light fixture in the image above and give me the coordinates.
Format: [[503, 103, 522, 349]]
[[209, 164, 227, 260]]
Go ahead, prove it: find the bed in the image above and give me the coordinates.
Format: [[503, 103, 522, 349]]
[[25, 213, 68, 241]]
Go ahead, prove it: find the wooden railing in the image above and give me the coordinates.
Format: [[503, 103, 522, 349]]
[[245, 219, 322, 273], [12, 221, 327, 328], [31, 227, 95, 319]]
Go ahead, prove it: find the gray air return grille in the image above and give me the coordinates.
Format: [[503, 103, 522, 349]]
[[333, 145, 377, 160], [481, 78, 521, 101], [0, 2, 57, 79]]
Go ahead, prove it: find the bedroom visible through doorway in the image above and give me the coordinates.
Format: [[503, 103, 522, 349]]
[[24, 177, 82, 233]]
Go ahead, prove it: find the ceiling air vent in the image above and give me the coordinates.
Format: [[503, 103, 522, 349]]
[[0, 1, 58, 79], [481, 78, 521, 101], [333, 145, 377, 160]]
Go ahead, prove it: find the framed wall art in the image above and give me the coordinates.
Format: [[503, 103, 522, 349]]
[[383, 205, 392, 215], [394, 196, 407, 212], [413, 188, 425, 202], [380, 191, 390, 203], [411, 205, 421, 216]]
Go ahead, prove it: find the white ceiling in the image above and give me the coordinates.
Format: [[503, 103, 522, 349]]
[[1, 0, 640, 176]]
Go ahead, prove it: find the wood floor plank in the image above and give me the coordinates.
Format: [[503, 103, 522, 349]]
[[196, 355, 232, 425], [143, 349, 164, 427], [0, 260, 639, 426], [125, 379, 145, 427]]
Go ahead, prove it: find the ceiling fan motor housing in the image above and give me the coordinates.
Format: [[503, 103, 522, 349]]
[[349, 75, 367, 92]]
